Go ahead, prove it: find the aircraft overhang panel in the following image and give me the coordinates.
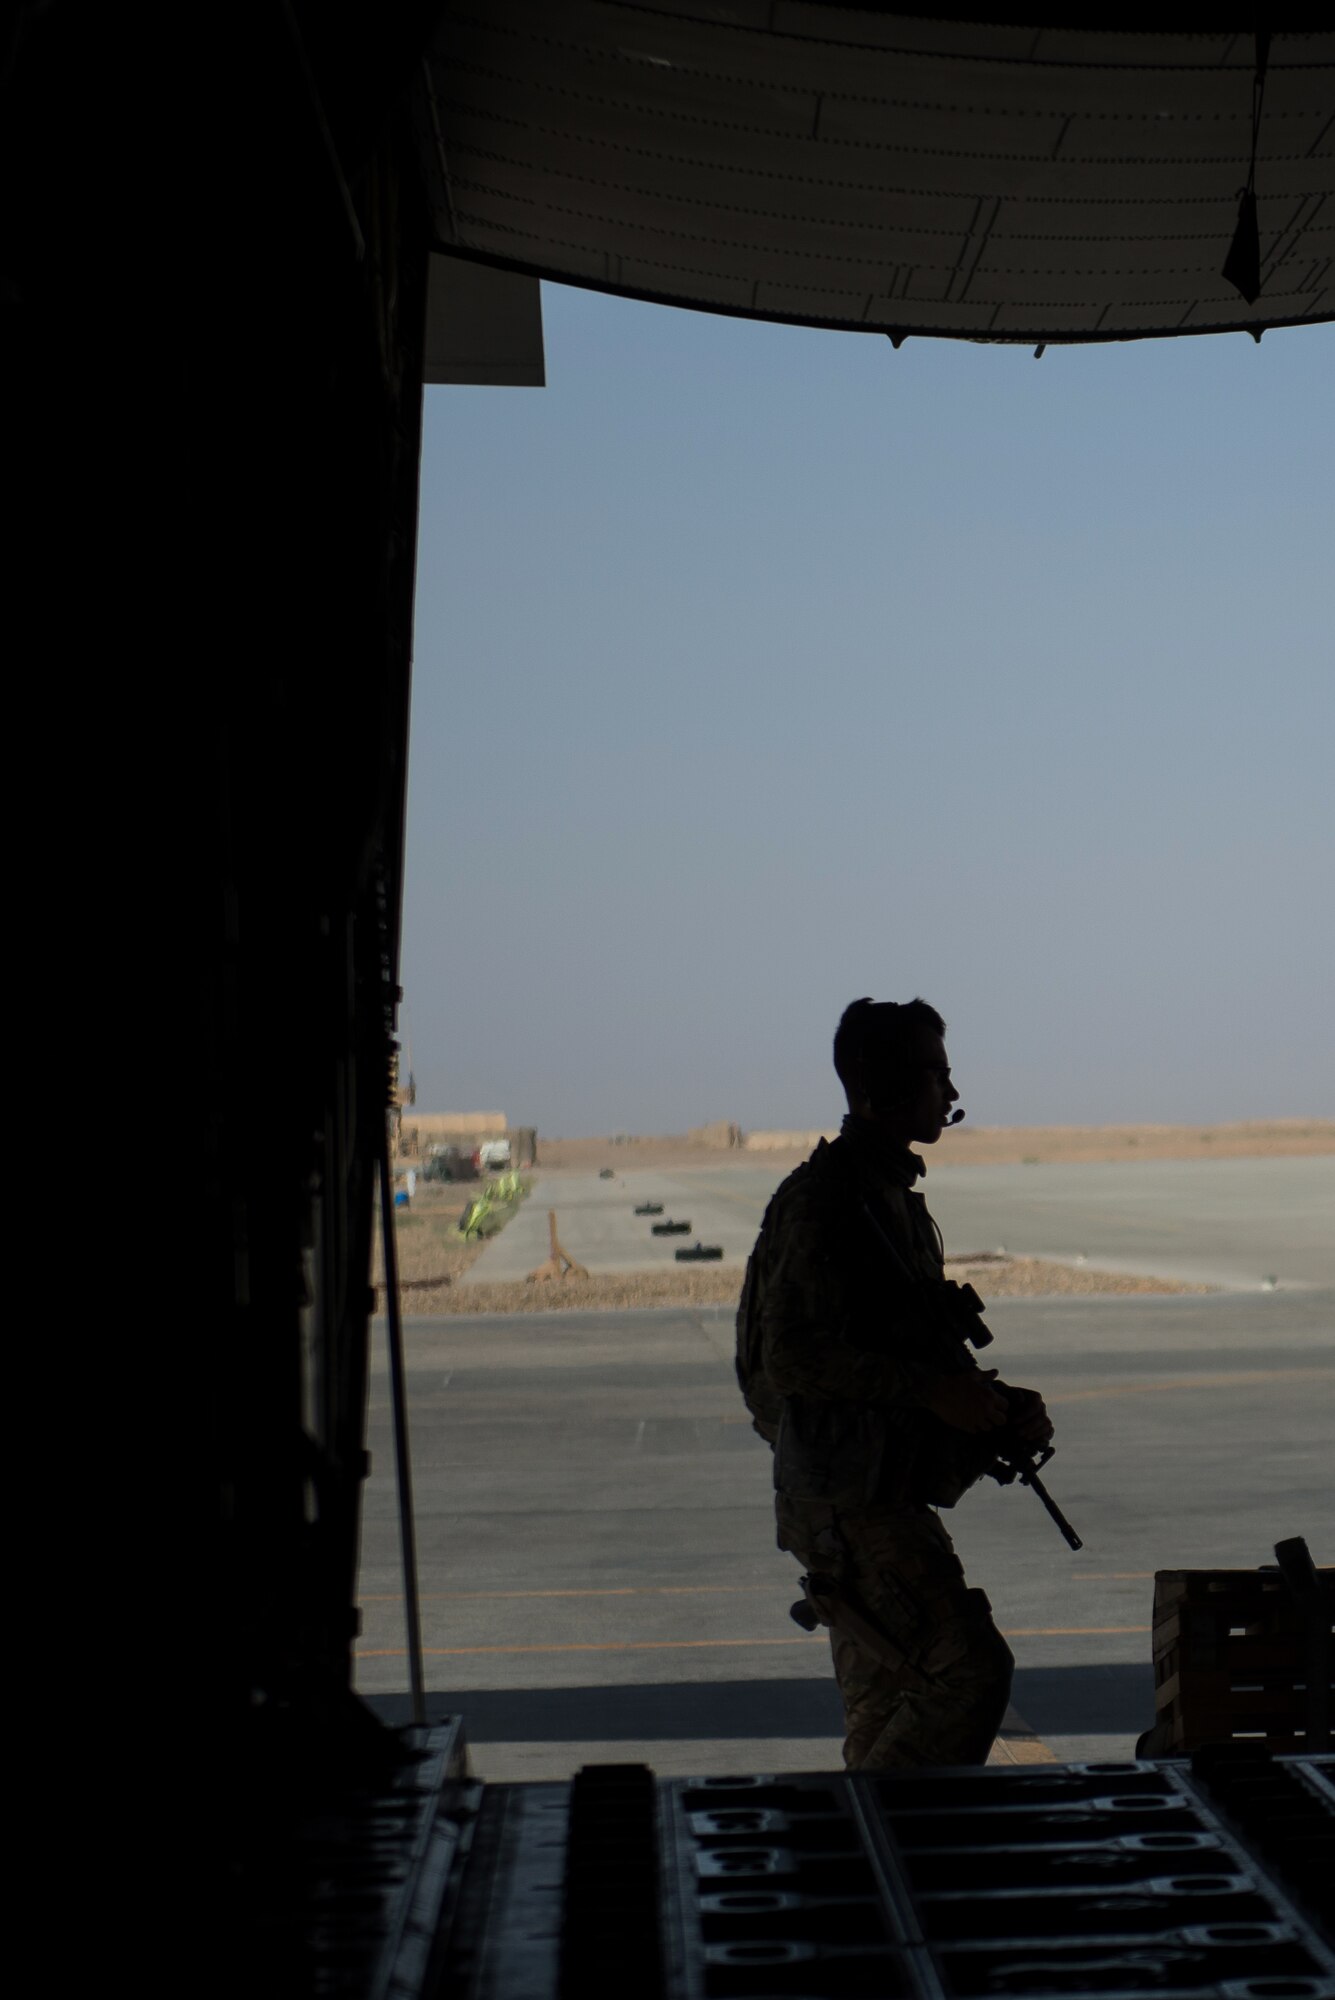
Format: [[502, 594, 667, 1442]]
[[424, 3, 1335, 343]]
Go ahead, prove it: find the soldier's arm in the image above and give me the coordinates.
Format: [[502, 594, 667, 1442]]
[[760, 1190, 934, 1407]]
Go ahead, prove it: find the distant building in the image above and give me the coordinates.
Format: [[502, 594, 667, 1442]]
[[394, 1111, 536, 1166], [687, 1121, 744, 1149], [397, 1111, 507, 1158]]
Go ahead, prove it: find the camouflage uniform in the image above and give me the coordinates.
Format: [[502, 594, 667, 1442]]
[[746, 1117, 1013, 1770]]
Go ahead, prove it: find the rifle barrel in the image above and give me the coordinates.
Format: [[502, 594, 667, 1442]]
[[1024, 1464, 1084, 1551]]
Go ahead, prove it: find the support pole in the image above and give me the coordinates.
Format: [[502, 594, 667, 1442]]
[[379, 1125, 426, 1725]]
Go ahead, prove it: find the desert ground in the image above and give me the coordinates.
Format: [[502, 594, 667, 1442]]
[[539, 1118, 1335, 1172], [375, 1183, 1202, 1315], [377, 1120, 1332, 1314]]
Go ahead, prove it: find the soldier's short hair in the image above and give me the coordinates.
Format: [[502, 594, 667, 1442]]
[[833, 997, 946, 1101]]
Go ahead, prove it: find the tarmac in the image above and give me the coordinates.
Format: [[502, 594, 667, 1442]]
[[357, 1275, 1335, 1782], [457, 1165, 762, 1281], [463, 1153, 1335, 1290]]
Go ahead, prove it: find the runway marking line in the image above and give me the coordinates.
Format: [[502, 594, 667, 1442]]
[[359, 1638, 826, 1658], [1017, 1626, 1151, 1636], [361, 1585, 776, 1603], [357, 1625, 1151, 1660]]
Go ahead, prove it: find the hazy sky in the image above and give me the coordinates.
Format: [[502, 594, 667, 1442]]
[[401, 283, 1333, 1136]]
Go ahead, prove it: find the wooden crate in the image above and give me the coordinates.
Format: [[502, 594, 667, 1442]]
[[1150, 1565, 1334, 1754]]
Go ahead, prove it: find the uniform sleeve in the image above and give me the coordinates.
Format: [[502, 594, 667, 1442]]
[[759, 1188, 936, 1408]]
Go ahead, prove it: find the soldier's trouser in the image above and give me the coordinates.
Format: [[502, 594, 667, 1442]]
[[778, 1498, 1014, 1771]]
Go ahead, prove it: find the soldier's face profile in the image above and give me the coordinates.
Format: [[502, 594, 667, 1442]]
[[903, 1031, 959, 1144]]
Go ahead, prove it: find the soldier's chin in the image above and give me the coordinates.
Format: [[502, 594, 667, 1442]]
[[917, 1120, 946, 1145]]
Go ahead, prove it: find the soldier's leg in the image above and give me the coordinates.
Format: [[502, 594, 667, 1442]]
[[778, 1496, 906, 1767], [827, 1623, 914, 1770], [841, 1506, 1013, 1769], [777, 1496, 1011, 1769]]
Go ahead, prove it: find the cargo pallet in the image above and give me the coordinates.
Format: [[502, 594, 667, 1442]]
[[1151, 1557, 1334, 1756], [269, 1724, 1335, 1997]]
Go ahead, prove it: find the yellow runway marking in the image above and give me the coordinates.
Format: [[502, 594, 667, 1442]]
[[1012, 1625, 1151, 1636], [359, 1637, 826, 1658], [989, 1737, 1057, 1766], [990, 1707, 1059, 1766], [357, 1624, 1151, 1660], [361, 1585, 776, 1603]]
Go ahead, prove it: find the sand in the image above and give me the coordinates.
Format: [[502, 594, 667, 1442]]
[[382, 1253, 1207, 1318], [374, 1187, 1209, 1319]]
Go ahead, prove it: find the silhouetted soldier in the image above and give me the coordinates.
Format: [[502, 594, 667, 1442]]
[[737, 998, 1053, 1768]]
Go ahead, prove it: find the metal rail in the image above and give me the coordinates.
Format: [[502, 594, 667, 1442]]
[[379, 1122, 426, 1726]]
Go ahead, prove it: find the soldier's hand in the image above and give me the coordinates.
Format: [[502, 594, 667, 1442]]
[[1001, 1385, 1054, 1447], [924, 1369, 1010, 1433]]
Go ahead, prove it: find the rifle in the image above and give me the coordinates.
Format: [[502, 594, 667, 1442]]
[[861, 1202, 1084, 1551], [988, 1386, 1083, 1551]]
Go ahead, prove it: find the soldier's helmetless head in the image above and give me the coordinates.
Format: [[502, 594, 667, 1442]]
[[834, 997, 959, 1143]]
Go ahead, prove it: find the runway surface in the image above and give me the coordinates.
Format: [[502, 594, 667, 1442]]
[[465, 1153, 1335, 1290], [357, 1286, 1334, 1780]]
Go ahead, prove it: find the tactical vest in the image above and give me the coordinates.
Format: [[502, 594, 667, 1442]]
[[735, 1143, 935, 1447], [735, 1188, 789, 1444], [736, 1140, 990, 1508]]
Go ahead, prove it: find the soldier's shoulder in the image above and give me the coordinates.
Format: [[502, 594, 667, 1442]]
[[765, 1141, 852, 1234]]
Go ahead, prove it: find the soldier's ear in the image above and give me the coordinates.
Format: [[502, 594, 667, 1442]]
[[859, 1053, 888, 1115], [866, 1063, 911, 1116]]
